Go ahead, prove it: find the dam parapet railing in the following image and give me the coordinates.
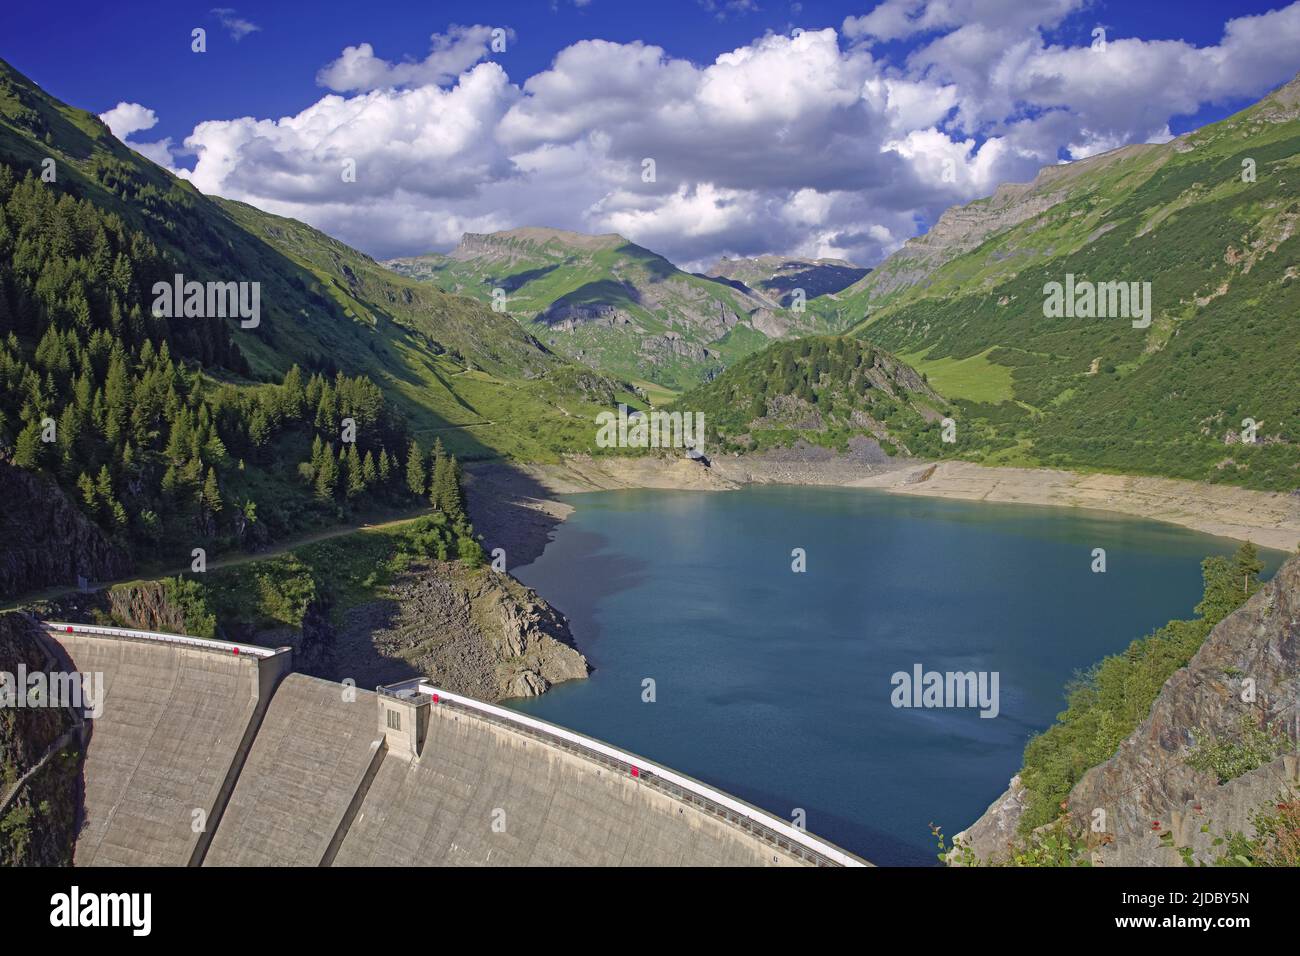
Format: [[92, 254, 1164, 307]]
[[40, 620, 287, 659], [377, 677, 868, 868]]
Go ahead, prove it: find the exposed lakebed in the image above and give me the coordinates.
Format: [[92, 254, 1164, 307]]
[[509, 485, 1283, 865]]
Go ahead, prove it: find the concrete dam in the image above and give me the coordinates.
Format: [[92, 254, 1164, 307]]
[[42, 622, 866, 867]]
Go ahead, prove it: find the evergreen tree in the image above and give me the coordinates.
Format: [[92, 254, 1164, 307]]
[[345, 444, 365, 499], [201, 467, 223, 515], [429, 438, 447, 509], [12, 418, 43, 468], [440, 453, 464, 517], [405, 439, 426, 498], [248, 409, 270, 449], [76, 471, 95, 510], [315, 443, 339, 501], [1234, 541, 1263, 591], [1195, 543, 1263, 625], [281, 364, 305, 418]]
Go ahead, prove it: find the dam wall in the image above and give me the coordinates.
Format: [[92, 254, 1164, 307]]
[[204, 675, 384, 867], [337, 693, 817, 866], [46, 623, 291, 866], [40, 622, 863, 867]]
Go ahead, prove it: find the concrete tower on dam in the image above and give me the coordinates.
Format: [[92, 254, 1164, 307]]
[[20, 619, 866, 867]]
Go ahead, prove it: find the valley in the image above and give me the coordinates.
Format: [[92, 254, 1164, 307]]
[[1, 37, 1297, 876]]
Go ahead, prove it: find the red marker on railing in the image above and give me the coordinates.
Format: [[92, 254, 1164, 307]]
[[631, 766, 639, 778]]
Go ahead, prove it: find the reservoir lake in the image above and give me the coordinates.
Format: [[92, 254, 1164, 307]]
[[508, 484, 1284, 865]]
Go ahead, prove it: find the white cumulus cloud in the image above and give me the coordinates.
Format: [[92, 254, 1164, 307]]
[[164, 4, 1300, 267]]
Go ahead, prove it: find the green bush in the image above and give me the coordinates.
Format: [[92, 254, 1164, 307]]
[[1186, 716, 1290, 784]]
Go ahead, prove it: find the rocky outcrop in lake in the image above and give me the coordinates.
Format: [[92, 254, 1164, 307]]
[[328, 561, 589, 702]]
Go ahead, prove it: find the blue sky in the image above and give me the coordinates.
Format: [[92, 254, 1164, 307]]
[[4, 1, 1299, 265]]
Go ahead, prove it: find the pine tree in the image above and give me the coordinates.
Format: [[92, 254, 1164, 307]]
[[362, 450, 377, 486], [201, 468, 223, 514], [315, 443, 338, 501], [248, 410, 270, 449], [345, 444, 365, 499], [282, 364, 305, 418], [439, 453, 464, 517], [378, 448, 392, 484], [429, 438, 447, 509], [161, 464, 178, 498], [12, 418, 43, 468], [405, 440, 426, 498], [94, 464, 119, 525], [1234, 541, 1264, 600], [76, 471, 96, 509]]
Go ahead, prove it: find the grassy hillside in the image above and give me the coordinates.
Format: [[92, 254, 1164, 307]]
[[215, 204, 642, 462], [672, 336, 952, 457], [0, 57, 647, 592], [0, 57, 640, 463], [810, 74, 1300, 490], [387, 227, 843, 390]]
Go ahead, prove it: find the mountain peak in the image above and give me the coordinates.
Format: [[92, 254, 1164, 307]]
[[454, 227, 629, 256], [1256, 69, 1300, 115]]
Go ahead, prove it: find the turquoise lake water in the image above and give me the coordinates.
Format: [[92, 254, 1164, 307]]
[[508, 485, 1283, 865]]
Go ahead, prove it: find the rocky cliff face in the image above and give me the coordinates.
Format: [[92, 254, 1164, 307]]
[[28, 560, 585, 705], [0, 613, 82, 866], [326, 561, 589, 702], [836, 143, 1162, 307], [1067, 554, 1299, 864], [32, 580, 200, 637], [0, 462, 132, 600], [103, 582, 188, 634], [956, 554, 1300, 865]]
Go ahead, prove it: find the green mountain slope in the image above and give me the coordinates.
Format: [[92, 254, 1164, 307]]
[[386, 227, 840, 391], [0, 56, 644, 456], [811, 73, 1300, 490], [672, 336, 951, 457], [0, 57, 637, 462], [0, 56, 642, 593], [212, 203, 638, 462]]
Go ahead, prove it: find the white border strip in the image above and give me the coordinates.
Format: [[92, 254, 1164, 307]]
[[411, 681, 866, 867], [42, 621, 279, 659]]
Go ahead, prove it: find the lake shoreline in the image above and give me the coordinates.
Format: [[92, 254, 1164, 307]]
[[468, 452, 1300, 565]]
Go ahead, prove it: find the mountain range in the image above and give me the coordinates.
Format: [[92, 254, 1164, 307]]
[[386, 229, 864, 391], [0, 57, 639, 466], [2, 52, 1298, 600], [814, 74, 1300, 491]]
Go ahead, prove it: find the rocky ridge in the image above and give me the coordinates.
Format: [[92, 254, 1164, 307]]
[[955, 553, 1300, 865]]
